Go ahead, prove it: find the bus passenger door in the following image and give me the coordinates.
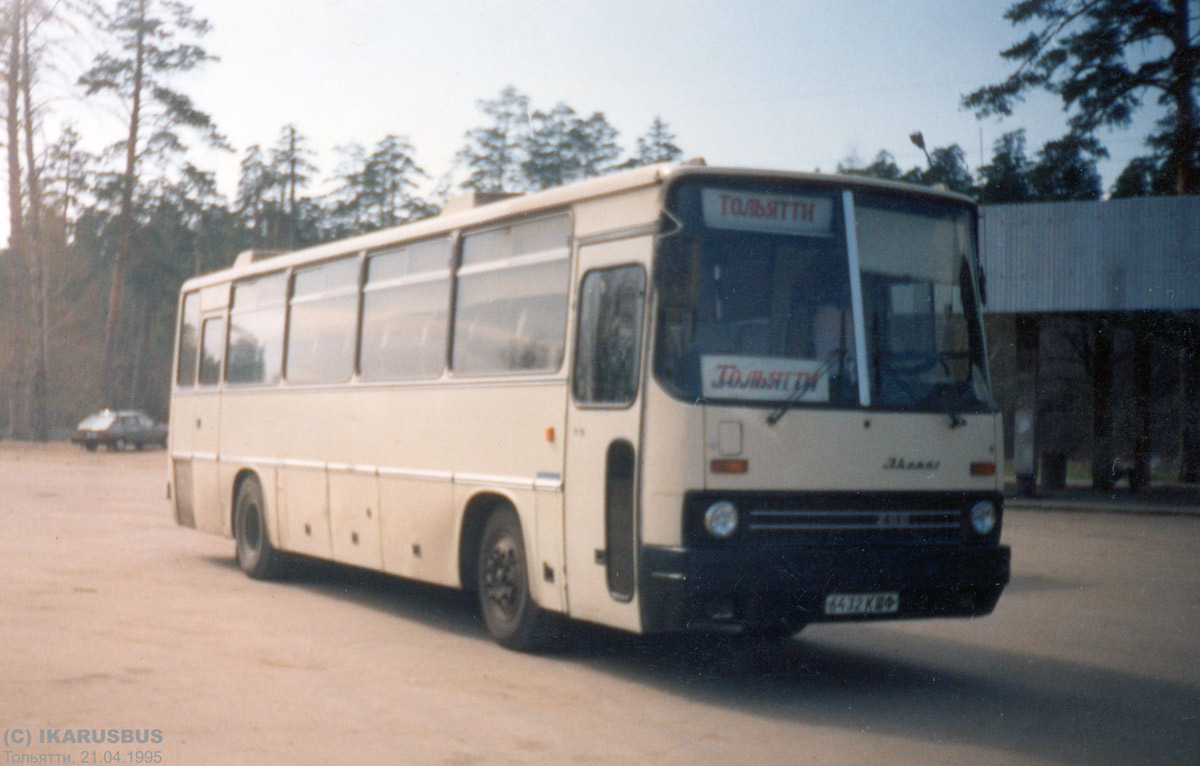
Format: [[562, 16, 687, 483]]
[[191, 313, 225, 535], [564, 238, 650, 631]]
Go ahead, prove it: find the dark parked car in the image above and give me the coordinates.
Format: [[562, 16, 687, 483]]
[[72, 410, 168, 451]]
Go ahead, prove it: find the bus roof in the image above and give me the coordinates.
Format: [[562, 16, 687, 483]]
[[181, 162, 975, 291]]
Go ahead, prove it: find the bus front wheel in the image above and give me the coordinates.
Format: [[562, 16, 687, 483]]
[[234, 477, 284, 580], [477, 506, 554, 651]]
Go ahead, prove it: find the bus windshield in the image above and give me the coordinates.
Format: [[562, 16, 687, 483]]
[[652, 179, 993, 413]]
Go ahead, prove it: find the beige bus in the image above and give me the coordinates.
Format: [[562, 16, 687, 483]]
[[168, 162, 1010, 650]]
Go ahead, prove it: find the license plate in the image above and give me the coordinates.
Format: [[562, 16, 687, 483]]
[[824, 592, 899, 616]]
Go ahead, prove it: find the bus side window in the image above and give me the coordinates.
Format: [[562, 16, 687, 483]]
[[197, 317, 225, 386], [360, 238, 452, 380], [226, 273, 287, 385], [286, 257, 359, 385], [176, 293, 201, 387], [453, 215, 571, 376], [573, 265, 647, 405]]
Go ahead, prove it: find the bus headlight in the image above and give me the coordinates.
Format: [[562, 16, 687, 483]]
[[970, 500, 997, 536], [704, 501, 739, 539]]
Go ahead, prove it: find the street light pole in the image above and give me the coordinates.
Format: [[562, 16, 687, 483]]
[[910, 131, 933, 168]]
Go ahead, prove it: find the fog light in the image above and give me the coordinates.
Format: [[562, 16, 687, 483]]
[[970, 500, 997, 535], [704, 501, 739, 539]]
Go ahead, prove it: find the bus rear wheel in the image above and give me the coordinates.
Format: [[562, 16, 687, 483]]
[[234, 477, 284, 580], [477, 506, 554, 651]]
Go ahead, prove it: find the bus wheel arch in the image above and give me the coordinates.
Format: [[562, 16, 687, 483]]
[[459, 492, 555, 651], [232, 469, 284, 580]]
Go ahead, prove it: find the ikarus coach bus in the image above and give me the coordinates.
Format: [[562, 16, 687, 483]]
[[168, 162, 1010, 650]]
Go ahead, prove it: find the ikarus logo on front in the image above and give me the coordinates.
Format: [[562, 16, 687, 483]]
[[882, 457, 941, 470]]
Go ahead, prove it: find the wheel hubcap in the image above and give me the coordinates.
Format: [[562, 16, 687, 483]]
[[484, 539, 520, 615]]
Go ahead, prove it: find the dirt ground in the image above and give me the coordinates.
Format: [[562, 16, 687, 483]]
[[1, 442, 1198, 765]]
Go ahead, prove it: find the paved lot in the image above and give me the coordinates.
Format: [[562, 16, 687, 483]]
[[2, 443, 1198, 765]]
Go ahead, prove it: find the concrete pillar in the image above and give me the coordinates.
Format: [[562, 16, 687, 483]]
[[1130, 315, 1153, 490], [1091, 315, 1116, 491], [1013, 314, 1040, 496], [1182, 319, 1200, 483]]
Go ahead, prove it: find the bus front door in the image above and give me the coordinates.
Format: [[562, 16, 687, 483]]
[[564, 237, 650, 632]]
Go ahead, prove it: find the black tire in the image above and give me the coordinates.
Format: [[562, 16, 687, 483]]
[[234, 477, 285, 580], [84, 442, 97, 452], [477, 506, 555, 651]]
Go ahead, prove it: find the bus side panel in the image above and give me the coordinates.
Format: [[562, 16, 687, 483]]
[[171, 459, 195, 527], [222, 389, 336, 559], [279, 466, 331, 559], [191, 390, 224, 536], [443, 383, 567, 611], [350, 381, 564, 601], [366, 384, 464, 587], [329, 471, 383, 571], [573, 186, 660, 238], [167, 392, 199, 527], [214, 376, 567, 600], [533, 490, 566, 613], [380, 476, 456, 585], [639, 382, 706, 548]]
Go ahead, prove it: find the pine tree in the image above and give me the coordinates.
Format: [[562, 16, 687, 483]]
[[269, 124, 317, 249], [1027, 134, 1103, 200], [625, 116, 683, 167], [236, 145, 275, 248], [327, 142, 368, 237], [1110, 156, 1173, 197], [978, 131, 1034, 203], [963, 0, 1200, 194], [908, 145, 976, 197], [570, 112, 621, 179], [838, 150, 904, 180], [363, 134, 424, 228], [456, 85, 530, 193], [78, 0, 223, 406], [522, 103, 578, 190]]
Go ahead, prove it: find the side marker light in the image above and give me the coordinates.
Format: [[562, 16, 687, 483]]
[[710, 459, 748, 474]]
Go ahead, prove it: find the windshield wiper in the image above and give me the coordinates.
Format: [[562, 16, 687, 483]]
[[768, 309, 852, 427], [765, 348, 842, 427]]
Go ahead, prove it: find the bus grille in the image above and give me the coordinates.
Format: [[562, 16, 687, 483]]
[[746, 508, 962, 544], [683, 492, 997, 547]]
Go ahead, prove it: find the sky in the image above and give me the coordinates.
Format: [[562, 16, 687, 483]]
[[23, 0, 1172, 221]]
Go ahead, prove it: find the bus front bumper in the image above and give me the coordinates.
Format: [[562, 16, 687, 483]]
[[639, 543, 1011, 634]]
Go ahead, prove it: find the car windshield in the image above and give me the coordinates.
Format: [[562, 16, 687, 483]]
[[79, 412, 117, 430], [652, 178, 992, 413]]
